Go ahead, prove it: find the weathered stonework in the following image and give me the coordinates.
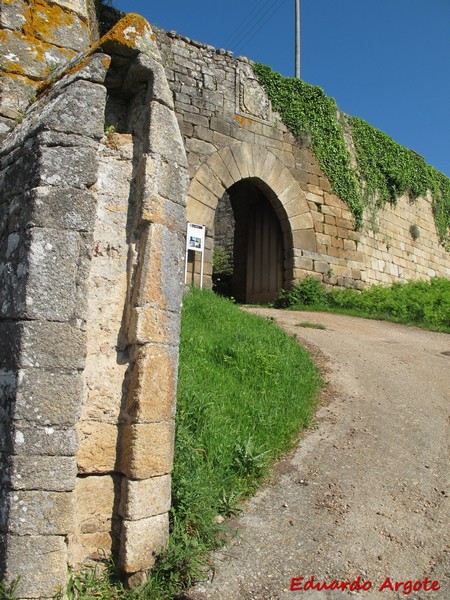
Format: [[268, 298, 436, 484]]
[[1, 10, 188, 599], [154, 29, 450, 292], [0, 0, 98, 143], [0, 3, 449, 598]]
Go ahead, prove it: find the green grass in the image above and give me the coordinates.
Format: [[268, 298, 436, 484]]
[[275, 276, 450, 333], [142, 288, 321, 598], [0, 579, 21, 600], [56, 562, 127, 600]]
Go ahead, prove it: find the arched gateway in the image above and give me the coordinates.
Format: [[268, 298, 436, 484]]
[[185, 142, 314, 302]]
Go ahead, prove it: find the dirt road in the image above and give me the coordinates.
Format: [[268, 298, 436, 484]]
[[188, 310, 450, 600]]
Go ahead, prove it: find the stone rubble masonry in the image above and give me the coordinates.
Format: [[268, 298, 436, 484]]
[[154, 28, 449, 289], [1, 12, 188, 599]]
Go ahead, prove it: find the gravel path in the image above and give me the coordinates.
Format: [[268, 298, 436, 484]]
[[188, 310, 450, 600]]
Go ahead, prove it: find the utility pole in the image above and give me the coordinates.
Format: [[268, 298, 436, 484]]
[[295, 0, 300, 78]]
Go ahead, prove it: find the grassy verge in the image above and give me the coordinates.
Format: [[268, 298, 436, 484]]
[[275, 277, 450, 333], [142, 288, 321, 598]]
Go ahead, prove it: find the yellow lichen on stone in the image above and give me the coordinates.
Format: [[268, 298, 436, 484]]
[[3, 60, 27, 77], [93, 13, 154, 54], [60, 52, 111, 82], [234, 114, 252, 126], [24, 0, 80, 45]]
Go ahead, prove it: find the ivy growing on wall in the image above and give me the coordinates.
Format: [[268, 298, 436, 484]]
[[253, 63, 450, 248], [349, 116, 450, 246]]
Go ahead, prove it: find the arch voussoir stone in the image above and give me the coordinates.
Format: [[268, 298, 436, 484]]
[[205, 152, 234, 190], [230, 144, 252, 180], [195, 164, 225, 200], [219, 147, 241, 184], [261, 151, 278, 178]]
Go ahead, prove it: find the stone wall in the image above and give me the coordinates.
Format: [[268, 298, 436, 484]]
[[0, 13, 188, 598], [154, 28, 450, 291], [283, 156, 450, 288], [0, 49, 107, 598]]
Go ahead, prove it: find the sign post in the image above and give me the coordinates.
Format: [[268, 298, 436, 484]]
[[185, 222, 206, 288]]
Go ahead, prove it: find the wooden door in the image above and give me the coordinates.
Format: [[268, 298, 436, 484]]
[[245, 199, 284, 303]]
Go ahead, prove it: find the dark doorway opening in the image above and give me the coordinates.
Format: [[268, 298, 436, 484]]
[[213, 179, 285, 304]]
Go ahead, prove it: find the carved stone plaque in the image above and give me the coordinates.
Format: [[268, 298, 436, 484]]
[[236, 64, 272, 124]]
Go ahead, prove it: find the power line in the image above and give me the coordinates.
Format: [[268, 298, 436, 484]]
[[229, 0, 288, 54], [222, 0, 275, 49], [233, 0, 290, 56]]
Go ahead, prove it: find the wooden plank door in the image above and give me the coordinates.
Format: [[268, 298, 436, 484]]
[[246, 199, 284, 303]]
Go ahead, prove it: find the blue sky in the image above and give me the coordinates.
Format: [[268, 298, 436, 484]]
[[111, 0, 450, 178]]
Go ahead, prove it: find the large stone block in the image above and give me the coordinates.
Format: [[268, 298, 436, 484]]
[[288, 211, 314, 231], [188, 178, 219, 210], [2, 534, 68, 599], [218, 146, 242, 184], [38, 80, 106, 139], [8, 186, 97, 233], [15, 369, 82, 427], [19, 321, 86, 370], [50, 53, 111, 93], [148, 101, 187, 166], [0, 0, 28, 31], [292, 229, 317, 252], [33, 2, 89, 51], [141, 194, 186, 233], [7, 490, 75, 535], [68, 530, 117, 566], [24, 228, 81, 321], [0, 72, 36, 122], [265, 159, 286, 191], [77, 421, 118, 474], [38, 145, 98, 189], [120, 421, 175, 479], [74, 475, 119, 533], [195, 164, 225, 200], [8, 455, 77, 491], [186, 197, 215, 230], [131, 223, 184, 313], [142, 153, 188, 211], [0, 30, 73, 80], [12, 424, 79, 456], [120, 513, 169, 573], [128, 306, 181, 346], [120, 475, 171, 520], [125, 346, 178, 423]]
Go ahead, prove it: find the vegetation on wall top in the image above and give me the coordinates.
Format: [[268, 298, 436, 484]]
[[253, 63, 450, 248]]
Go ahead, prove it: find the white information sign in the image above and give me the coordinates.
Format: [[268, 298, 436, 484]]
[[185, 223, 206, 288], [186, 223, 205, 252]]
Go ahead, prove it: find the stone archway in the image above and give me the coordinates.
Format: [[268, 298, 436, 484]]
[[186, 142, 315, 294], [214, 178, 285, 303]]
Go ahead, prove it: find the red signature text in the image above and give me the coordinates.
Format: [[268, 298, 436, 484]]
[[290, 576, 441, 595]]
